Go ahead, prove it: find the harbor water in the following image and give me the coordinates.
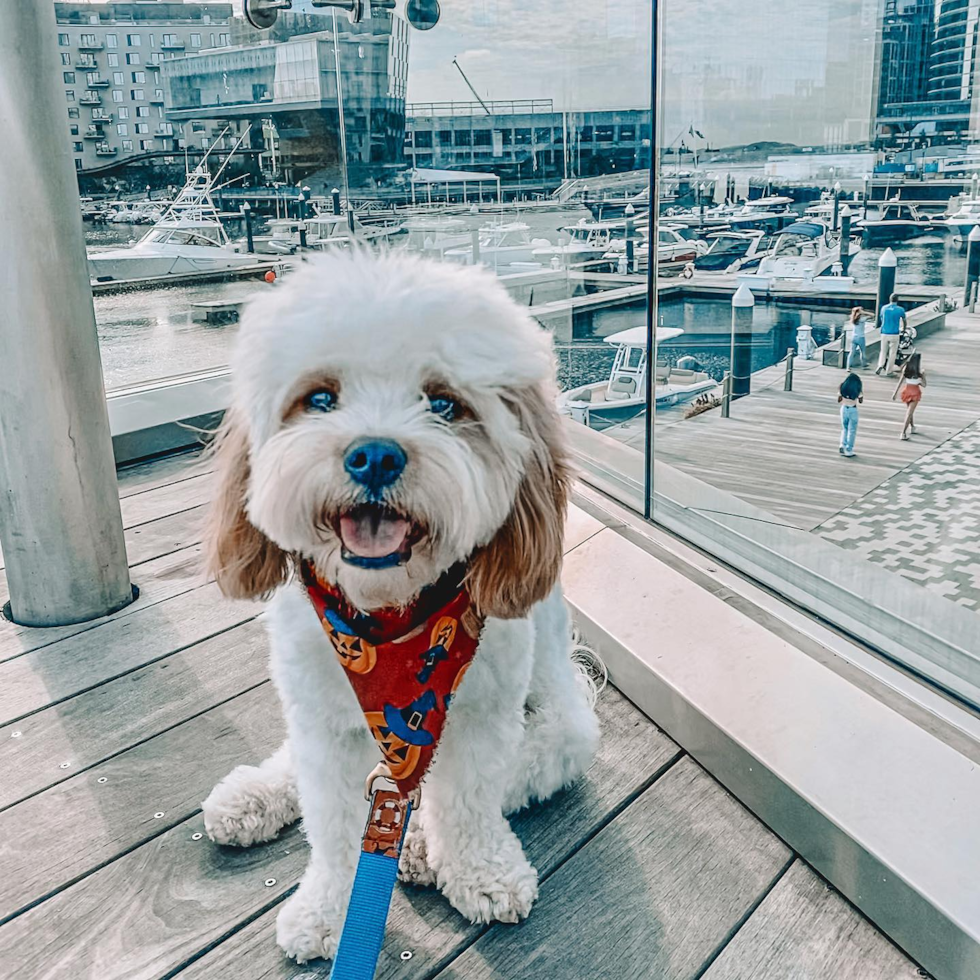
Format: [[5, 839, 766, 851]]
[[87, 213, 970, 392]]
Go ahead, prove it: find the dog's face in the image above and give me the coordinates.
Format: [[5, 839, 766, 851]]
[[206, 252, 571, 616]]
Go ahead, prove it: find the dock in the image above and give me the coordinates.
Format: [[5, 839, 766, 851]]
[[0, 451, 922, 979], [91, 261, 285, 296]]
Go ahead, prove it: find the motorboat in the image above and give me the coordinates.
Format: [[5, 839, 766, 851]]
[[532, 218, 634, 264], [736, 220, 860, 288], [601, 225, 706, 273], [443, 221, 549, 270], [558, 325, 715, 427], [399, 216, 471, 257], [693, 229, 770, 273], [943, 196, 980, 238], [720, 196, 795, 231], [251, 213, 399, 255], [856, 200, 944, 245], [88, 167, 256, 283]]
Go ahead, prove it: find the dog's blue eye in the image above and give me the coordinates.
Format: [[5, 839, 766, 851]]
[[306, 390, 337, 413], [428, 395, 459, 420]]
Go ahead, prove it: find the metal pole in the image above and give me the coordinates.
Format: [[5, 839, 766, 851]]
[[721, 372, 731, 417], [876, 247, 897, 329], [784, 348, 794, 391], [832, 180, 841, 231], [971, 281, 978, 314], [964, 225, 980, 307], [331, 9, 354, 234], [625, 203, 636, 274], [642, 0, 660, 520], [0, 3, 132, 626], [242, 202, 254, 253], [839, 204, 852, 276], [731, 283, 754, 398]]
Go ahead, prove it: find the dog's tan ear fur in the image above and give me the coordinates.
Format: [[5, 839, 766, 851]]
[[468, 383, 572, 619], [204, 409, 291, 600]]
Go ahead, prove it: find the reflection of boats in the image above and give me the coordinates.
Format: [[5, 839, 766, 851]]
[[943, 197, 980, 238], [443, 221, 547, 269], [857, 201, 944, 245], [87, 167, 256, 283], [738, 220, 858, 285], [558, 325, 715, 426]]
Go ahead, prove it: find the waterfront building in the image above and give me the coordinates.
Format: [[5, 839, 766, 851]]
[[162, 9, 409, 190], [54, 1, 233, 174], [404, 101, 651, 183]]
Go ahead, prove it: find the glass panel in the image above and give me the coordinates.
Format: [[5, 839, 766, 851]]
[[646, 0, 980, 706]]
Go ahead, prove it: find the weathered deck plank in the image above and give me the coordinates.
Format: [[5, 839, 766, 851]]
[[433, 757, 792, 980], [0, 583, 259, 725], [0, 682, 283, 924], [115, 449, 205, 497], [0, 688, 679, 979], [0, 618, 268, 810], [700, 860, 922, 980], [173, 687, 681, 980]]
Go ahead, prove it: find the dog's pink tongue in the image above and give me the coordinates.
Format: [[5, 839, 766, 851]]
[[340, 512, 410, 558]]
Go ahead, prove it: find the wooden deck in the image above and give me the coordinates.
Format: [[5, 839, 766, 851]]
[[610, 306, 980, 530], [0, 452, 923, 979]]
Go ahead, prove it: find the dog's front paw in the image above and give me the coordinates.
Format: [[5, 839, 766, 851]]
[[438, 852, 539, 924], [202, 762, 299, 847], [398, 825, 437, 887], [275, 884, 341, 964]]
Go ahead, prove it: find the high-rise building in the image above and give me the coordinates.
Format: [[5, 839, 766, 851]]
[[55, 2, 233, 173], [877, 0, 936, 112]]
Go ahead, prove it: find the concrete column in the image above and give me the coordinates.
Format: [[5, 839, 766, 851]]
[[964, 226, 980, 307], [731, 283, 755, 398], [0, 3, 132, 626], [876, 248, 897, 329], [839, 205, 852, 276]]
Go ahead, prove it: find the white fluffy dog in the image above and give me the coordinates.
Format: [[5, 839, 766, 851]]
[[201, 252, 599, 963]]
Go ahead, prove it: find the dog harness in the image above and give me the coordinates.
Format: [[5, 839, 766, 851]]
[[301, 561, 483, 980]]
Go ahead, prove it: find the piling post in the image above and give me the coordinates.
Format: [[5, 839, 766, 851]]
[[784, 348, 795, 391], [242, 202, 254, 253], [299, 221, 308, 249], [730, 283, 755, 398], [332, 187, 342, 216], [0, 2, 133, 626], [625, 203, 636, 273], [721, 372, 731, 418], [964, 226, 980, 307], [832, 180, 841, 231], [876, 248, 897, 328], [839, 205, 852, 276]]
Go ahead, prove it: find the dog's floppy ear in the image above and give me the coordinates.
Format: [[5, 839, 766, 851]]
[[468, 383, 572, 619], [203, 408, 291, 600]]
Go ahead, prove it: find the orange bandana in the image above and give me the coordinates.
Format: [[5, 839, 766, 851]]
[[301, 561, 483, 797]]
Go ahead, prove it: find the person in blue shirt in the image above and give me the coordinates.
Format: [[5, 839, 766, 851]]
[[875, 293, 906, 376]]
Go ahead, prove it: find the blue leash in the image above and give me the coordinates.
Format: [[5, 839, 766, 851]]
[[329, 787, 413, 980]]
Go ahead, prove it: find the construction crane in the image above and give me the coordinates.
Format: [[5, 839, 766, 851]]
[[452, 57, 491, 116]]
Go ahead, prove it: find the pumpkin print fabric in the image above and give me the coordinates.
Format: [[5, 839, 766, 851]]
[[301, 561, 483, 797]]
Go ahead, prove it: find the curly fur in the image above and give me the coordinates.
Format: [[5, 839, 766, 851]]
[[200, 252, 599, 962]]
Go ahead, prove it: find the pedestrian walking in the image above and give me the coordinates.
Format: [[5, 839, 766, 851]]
[[875, 293, 906, 376], [893, 352, 926, 441], [838, 371, 863, 457], [846, 306, 872, 370]]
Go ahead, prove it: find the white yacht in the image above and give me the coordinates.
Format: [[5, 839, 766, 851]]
[[532, 218, 631, 264], [856, 200, 943, 245], [88, 168, 256, 284], [399, 216, 471, 257], [693, 229, 770, 273], [601, 226, 706, 273], [944, 197, 980, 238], [252, 213, 400, 255], [737, 220, 859, 287], [443, 221, 548, 270], [559, 325, 715, 427]]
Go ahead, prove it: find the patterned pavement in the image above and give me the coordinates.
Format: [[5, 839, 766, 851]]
[[816, 422, 980, 613]]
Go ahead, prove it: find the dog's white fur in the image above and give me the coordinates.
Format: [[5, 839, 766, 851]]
[[201, 253, 599, 963]]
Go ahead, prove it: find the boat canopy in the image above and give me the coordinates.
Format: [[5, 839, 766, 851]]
[[603, 325, 684, 347], [778, 221, 824, 237]]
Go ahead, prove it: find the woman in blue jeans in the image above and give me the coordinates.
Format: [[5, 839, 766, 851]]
[[838, 372, 863, 457], [845, 306, 872, 369]]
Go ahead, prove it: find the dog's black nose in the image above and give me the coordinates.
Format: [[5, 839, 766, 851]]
[[344, 439, 407, 491]]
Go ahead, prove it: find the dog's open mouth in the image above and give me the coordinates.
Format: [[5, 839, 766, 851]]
[[338, 503, 417, 569]]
